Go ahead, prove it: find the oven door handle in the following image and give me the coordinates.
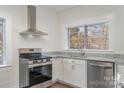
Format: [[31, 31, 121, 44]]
[[88, 62, 113, 67], [28, 62, 52, 68]]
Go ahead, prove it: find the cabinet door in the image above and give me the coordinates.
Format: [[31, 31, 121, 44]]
[[74, 64, 86, 87], [116, 65, 124, 87], [63, 60, 74, 85], [52, 58, 63, 82]]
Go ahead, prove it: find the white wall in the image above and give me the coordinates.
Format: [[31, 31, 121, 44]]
[[60, 5, 124, 51], [0, 5, 60, 87], [18, 6, 60, 51]]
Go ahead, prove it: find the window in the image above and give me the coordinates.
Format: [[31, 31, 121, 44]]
[[68, 27, 85, 49], [68, 22, 109, 50], [0, 19, 5, 65]]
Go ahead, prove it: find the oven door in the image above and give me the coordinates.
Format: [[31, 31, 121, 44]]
[[29, 63, 52, 86]]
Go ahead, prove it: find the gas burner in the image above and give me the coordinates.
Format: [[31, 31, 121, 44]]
[[32, 60, 41, 64], [20, 50, 52, 65]]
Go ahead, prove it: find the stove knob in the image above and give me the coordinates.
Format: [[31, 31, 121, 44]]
[[47, 58, 50, 61], [33, 60, 37, 64], [36, 60, 38, 63]]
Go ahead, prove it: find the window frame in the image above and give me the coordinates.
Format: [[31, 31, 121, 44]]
[[67, 22, 109, 50], [0, 18, 6, 65]]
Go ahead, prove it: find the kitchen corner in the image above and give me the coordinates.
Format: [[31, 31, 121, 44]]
[[43, 51, 124, 88]]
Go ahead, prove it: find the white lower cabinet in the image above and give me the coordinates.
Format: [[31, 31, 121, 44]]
[[74, 63, 86, 87], [52, 58, 63, 82], [63, 59, 87, 88], [52, 58, 87, 88], [63, 61, 75, 85]]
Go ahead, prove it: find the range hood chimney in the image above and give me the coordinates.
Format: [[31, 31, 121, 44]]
[[20, 5, 48, 37]]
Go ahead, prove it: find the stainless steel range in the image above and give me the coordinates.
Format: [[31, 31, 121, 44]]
[[19, 48, 52, 88]]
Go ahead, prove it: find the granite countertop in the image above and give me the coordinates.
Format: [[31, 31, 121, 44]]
[[51, 55, 116, 62], [43, 51, 124, 64]]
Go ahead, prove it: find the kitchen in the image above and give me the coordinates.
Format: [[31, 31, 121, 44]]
[[0, 5, 124, 88]]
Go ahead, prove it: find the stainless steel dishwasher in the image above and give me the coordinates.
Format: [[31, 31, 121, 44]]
[[87, 60, 115, 88]]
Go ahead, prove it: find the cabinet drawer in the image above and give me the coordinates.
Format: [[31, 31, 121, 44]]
[[63, 59, 74, 64], [63, 58, 86, 65], [74, 60, 86, 65]]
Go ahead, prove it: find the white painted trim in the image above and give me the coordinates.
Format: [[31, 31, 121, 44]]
[[0, 65, 12, 68], [63, 14, 115, 28], [0, 16, 12, 66], [0, 82, 11, 86], [0, 65, 12, 71]]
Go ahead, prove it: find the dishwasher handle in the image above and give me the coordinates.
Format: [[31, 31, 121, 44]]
[[88, 61, 113, 67]]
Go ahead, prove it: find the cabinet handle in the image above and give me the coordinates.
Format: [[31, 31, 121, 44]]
[[71, 61, 75, 63]]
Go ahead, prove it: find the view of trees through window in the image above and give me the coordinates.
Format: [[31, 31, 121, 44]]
[[68, 22, 109, 49], [0, 19, 4, 65]]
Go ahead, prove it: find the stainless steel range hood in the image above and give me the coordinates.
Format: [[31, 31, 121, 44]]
[[20, 5, 48, 37]]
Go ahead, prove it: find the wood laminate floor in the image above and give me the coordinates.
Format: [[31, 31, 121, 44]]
[[49, 82, 73, 88]]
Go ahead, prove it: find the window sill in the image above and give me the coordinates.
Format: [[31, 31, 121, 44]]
[[0, 64, 12, 68], [63, 49, 114, 53], [0, 64, 12, 72]]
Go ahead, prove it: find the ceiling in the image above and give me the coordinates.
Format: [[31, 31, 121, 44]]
[[38, 5, 78, 13]]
